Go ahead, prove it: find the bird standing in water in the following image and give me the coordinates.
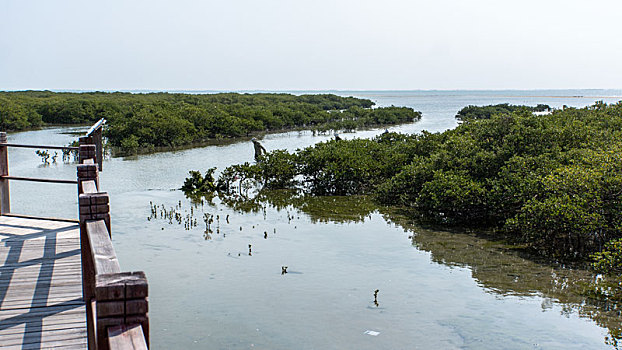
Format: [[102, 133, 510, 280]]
[[251, 138, 267, 161]]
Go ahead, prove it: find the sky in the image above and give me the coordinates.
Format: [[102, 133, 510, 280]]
[[1, 0, 622, 91]]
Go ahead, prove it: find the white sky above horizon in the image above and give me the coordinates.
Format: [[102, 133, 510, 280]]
[[1, 0, 622, 91]]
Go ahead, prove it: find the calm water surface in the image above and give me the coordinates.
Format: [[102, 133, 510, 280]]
[[5, 90, 622, 349]]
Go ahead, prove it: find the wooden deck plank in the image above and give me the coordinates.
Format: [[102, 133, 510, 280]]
[[1, 269, 83, 282], [0, 276, 82, 287], [39, 343, 88, 350], [22, 340, 88, 350], [0, 311, 86, 328], [0, 327, 87, 346], [0, 260, 81, 271], [0, 339, 89, 350], [1, 289, 81, 301], [0, 299, 85, 320], [1, 268, 83, 280], [0, 320, 86, 336], [0, 216, 87, 349], [1, 297, 83, 311]]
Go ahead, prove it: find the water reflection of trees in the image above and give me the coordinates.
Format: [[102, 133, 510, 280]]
[[218, 189, 377, 224], [390, 216, 622, 349], [195, 189, 622, 347]]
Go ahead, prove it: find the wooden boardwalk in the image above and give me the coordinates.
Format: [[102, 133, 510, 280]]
[[0, 123, 148, 349], [0, 215, 87, 349]]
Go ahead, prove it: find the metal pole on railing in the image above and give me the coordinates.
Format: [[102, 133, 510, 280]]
[[0, 132, 10, 214], [85, 118, 105, 171]]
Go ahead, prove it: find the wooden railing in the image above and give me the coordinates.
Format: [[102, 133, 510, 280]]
[[0, 133, 81, 214], [0, 120, 149, 349], [77, 141, 149, 350], [0, 118, 104, 214]]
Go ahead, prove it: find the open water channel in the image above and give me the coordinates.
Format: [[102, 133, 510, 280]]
[[5, 90, 622, 349]]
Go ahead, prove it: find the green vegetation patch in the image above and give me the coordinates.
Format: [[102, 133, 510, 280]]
[[0, 91, 420, 153], [216, 101, 622, 261], [456, 103, 550, 121]]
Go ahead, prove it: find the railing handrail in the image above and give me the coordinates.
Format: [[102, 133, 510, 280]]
[[2, 143, 79, 150], [0, 175, 78, 184], [0, 119, 148, 349], [0, 119, 105, 215], [86, 118, 106, 137], [77, 143, 149, 350]]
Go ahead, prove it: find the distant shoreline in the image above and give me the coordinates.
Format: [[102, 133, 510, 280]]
[[2, 88, 622, 97]]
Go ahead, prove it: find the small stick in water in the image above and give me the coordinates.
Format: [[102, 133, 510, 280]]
[[264, 231, 268, 239], [226, 215, 230, 224], [281, 266, 288, 275], [374, 289, 379, 307], [248, 244, 252, 256]]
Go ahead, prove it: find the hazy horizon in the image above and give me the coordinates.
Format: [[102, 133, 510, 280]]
[[2, 0, 622, 91], [5, 88, 622, 95]]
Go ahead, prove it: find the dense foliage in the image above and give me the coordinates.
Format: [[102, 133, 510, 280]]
[[0, 91, 420, 153], [0, 95, 44, 130], [456, 103, 550, 121], [181, 168, 218, 197], [592, 239, 622, 275], [217, 101, 622, 260]]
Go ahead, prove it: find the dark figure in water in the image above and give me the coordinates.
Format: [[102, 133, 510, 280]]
[[252, 138, 267, 161], [334, 133, 342, 141]]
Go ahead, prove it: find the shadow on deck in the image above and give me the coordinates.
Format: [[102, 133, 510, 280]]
[[0, 215, 87, 349]]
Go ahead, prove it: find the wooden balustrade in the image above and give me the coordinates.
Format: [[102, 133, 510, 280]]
[[77, 140, 149, 350], [0, 119, 148, 349], [0, 118, 104, 214]]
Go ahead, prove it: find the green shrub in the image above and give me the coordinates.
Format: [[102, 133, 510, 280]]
[[415, 171, 488, 225], [592, 239, 622, 275], [181, 168, 218, 196], [0, 91, 420, 153], [218, 101, 622, 261]]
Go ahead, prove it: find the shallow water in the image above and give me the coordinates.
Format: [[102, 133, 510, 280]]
[[4, 90, 622, 349]]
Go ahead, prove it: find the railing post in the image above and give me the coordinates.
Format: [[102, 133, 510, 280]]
[[81, 125, 103, 172], [79, 192, 111, 235], [95, 272, 149, 350], [77, 163, 99, 194], [93, 128, 103, 172], [0, 132, 9, 214], [80, 217, 97, 350], [79, 143, 96, 164], [78, 190, 112, 304], [78, 157, 107, 350], [79, 193, 111, 350], [79, 135, 92, 146]]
